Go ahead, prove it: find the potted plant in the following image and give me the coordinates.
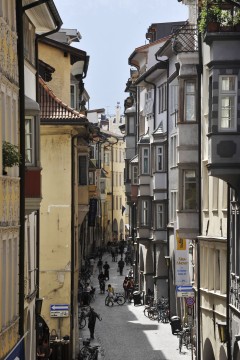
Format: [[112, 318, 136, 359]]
[[199, 1, 222, 33], [2, 140, 21, 175]]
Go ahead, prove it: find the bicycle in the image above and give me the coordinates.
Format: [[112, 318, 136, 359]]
[[105, 292, 126, 306], [79, 306, 90, 329], [79, 339, 99, 360], [178, 325, 191, 353]]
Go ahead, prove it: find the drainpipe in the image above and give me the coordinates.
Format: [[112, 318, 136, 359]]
[[16, 0, 25, 338], [227, 185, 231, 359], [197, 28, 203, 360]]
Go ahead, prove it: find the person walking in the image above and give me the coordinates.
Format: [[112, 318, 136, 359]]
[[103, 261, 110, 280], [118, 257, 125, 275], [97, 258, 103, 274], [123, 277, 128, 299], [89, 257, 95, 275], [87, 307, 102, 340], [98, 271, 105, 294]]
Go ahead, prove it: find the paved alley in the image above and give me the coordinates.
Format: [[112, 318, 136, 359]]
[[79, 252, 193, 360]]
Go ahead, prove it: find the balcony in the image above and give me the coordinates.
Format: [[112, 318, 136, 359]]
[[171, 24, 198, 54], [0, 175, 20, 226]]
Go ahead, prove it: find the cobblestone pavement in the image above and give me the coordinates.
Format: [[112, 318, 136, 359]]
[[79, 252, 193, 360]]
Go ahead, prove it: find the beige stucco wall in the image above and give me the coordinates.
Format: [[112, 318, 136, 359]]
[[40, 131, 72, 337], [38, 42, 71, 106]]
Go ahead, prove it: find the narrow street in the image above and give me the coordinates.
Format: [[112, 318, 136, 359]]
[[80, 252, 193, 360]]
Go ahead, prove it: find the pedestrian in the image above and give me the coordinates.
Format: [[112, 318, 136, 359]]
[[89, 257, 94, 274], [123, 277, 128, 299], [98, 271, 105, 294], [103, 261, 110, 280], [87, 307, 102, 340], [114, 247, 118, 262], [118, 257, 125, 275], [111, 248, 115, 262], [84, 283, 92, 305], [37, 337, 52, 360], [106, 284, 115, 306], [97, 258, 103, 274]]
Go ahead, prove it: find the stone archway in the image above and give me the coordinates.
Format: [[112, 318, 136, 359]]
[[156, 245, 168, 277], [203, 338, 215, 360], [219, 345, 228, 360], [233, 341, 240, 360]]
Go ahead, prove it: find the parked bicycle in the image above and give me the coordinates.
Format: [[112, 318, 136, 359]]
[[79, 338, 99, 360], [158, 297, 169, 323], [178, 324, 191, 353], [105, 292, 126, 306]]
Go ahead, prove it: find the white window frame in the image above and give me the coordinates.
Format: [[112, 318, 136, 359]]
[[184, 80, 196, 122], [142, 200, 149, 226], [183, 169, 197, 210], [142, 147, 150, 174], [170, 190, 177, 222], [156, 146, 164, 171], [156, 203, 165, 229], [219, 75, 237, 131], [132, 165, 138, 185], [25, 116, 35, 165], [170, 134, 177, 168]]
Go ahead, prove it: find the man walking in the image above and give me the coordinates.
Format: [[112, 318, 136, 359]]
[[87, 307, 102, 340], [118, 257, 125, 275]]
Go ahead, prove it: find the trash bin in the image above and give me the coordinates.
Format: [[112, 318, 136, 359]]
[[170, 316, 182, 335], [133, 291, 142, 306]]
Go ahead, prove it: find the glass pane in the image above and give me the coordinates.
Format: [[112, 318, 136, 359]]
[[186, 82, 195, 93], [221, 96, 235, 128], [186, 94, 196, 121], [221, 77, 235, 91]]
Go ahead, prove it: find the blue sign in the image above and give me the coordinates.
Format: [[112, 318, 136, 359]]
[[50, 304, 69, 311], [4, 336, 25, 360], [176, 286, 193, 292]]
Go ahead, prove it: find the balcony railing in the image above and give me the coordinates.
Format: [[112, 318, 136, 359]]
[[0, 175, 20, 226], [171, 24, 198, 54]]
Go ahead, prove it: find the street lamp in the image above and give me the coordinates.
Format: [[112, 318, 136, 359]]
[[217, 322, 228, 343]]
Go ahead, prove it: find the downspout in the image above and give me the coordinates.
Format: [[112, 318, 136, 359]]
[[197, 28, 203, 360], [16, 0, 25, 338], [227, 185, 231, 359]]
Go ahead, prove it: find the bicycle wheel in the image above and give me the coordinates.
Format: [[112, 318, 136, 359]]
[[79, 317, 86, 329], [116, 295, 126, 305], [144, 307, 150, 317], [151, 309, 159, 320], [105, 296, 113, 307], [80, 346, 90, 359]]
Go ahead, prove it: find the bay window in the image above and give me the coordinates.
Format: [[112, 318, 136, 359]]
[[219, 75, 237, 131], [156, 203, 165, 229], [25, 116, 34, 165], [142, 147, 149, 174], [156, 146, 164, 171], [141, 199, 150, 226], [184, 80, 196, 122], [183, 169, 197, 210], [78, 155, 88, 185]]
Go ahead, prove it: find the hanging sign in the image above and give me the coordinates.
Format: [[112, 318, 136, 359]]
[[175, 231, 190, 286]]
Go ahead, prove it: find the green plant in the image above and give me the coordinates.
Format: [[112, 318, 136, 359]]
[[233, 9, 240, 25], [198, 1, 222, 33], [2, 140, 21, 173]]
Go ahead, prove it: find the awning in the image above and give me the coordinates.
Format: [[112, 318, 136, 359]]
[[25, 95, 40, 116], [4, 333, 27, 360]]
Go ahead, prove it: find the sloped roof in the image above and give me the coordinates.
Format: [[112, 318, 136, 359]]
[[39, 76, 88, 123]]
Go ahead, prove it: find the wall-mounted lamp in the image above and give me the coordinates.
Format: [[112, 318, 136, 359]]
[[164, 256, 170, 268], [35, 298, 43, 316], [189, 243, 194, 255], [217, 322, 228, 343]]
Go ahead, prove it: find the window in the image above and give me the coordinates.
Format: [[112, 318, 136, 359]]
[[170, 84, 179, 127], [25, 117, 34, 164], [212, 177, 219, 211], [156, 203, 165, 229], [170, 190, 177, 222], [119, 173, 122, 186], [89, 171, 95, 185], [142, 200, 149, 226], [219, 75, 237, 130], [70, 84, 77, 109], [104, 151, 110, 165], [23, 14, 35, 65], [183, 170, 197, 210], [78, 155, 88, 185], [170, 135, 177, 167], [158, 83, 167, 113], [142, 147, 149, 174], [132, 165, 138, 185], [128, 116, 135, 134], [184, 80, 196, 122], [156, 146, 164, 171]]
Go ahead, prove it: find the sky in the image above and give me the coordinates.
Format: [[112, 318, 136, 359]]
[[53, 0, 188, 115]]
